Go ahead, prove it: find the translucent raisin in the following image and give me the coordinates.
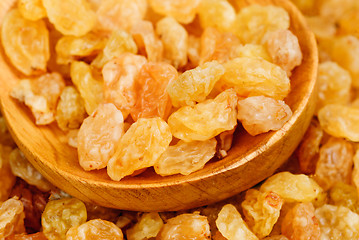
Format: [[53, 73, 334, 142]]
[[237, 96, 292, 136], [0, 198, 26, 239], [154, 138, 217, 176], [167, 61, 225, 107], [329, 182, 359, 214], [55, 86, 86, 131], [314, 137, 354, 191], [41, 198, 87, 240], [107, 117, 172, 181], [18, 0, 46, 21], [168, 88, 238, 142], [102, 53, 147, 119], [77, 103, 124, 171], [126, 213, 163, 240], [42, 0, 96, 36], [157, 213, 211, 240], [281, 202, 320, 240], [241, 189, 283, 238], [259, 172, 323, 202], [236, 44, 272, 62], [156, 17, 188, 68], [66, 219, 123, 240], [1, 9, 49, 75], [218, 57, 290, 100]]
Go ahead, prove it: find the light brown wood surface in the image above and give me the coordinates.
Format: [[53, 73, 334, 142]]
[[0, 0, 318, 211]]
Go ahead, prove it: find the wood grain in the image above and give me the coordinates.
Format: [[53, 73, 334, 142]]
[[0, 0, 318, 211]]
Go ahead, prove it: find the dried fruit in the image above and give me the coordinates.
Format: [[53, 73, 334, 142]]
[[216, 204, 258, 240], [96, 0, 147, 32], [314, 137, 354, 191], [354, 150, 359, 198], [168, 89, 238, 142], [197, 0, 236, 32], [237, 96, 292, 136], [232, 5, 290, 44], [315, 204, 359, 239], [55, 32, 107, 65], [102, 53, 147, 119], [242, 189, 283, 238], [9, 148, 53, 192], [318, 104, 359, 141], [131, 20, 163, 62], [187, 35, 201, 67], [7, 232, 48, 240], [296, 119, 323, 174], [218, 57, 290, 100], [305, 16, 336, 39], [91, 30, 138, 69], [167, 61, 225, 107], [236, 44, 271, 62], [126, 212, 163, 240], [156, 17, 188, 68], [107, 117, 172, 181], [329, 182, 359, 214], [17, 0, 46, 21], [0, 145, 16, 202], [200, 28, 242, 65], [264, 29, 302, 76], [66, 219, 123, 240], [154, 138, 217, 176], [42, 0, 96, 36], [10, 73, 66, 125], [1, 9, 49, 75], [71, 61, 104, 115], [0, 198, 26, 239], [315, 62, 351, 113], [281, 202, 320, 240], [77, 103, 124, 171], [148, 0, 201, 24], [157, 213, 211, 240], [259, 172, 323, 202], [131, 62, 177, 121], [41, 198, 87, 240], [56, 86, 86, 131]]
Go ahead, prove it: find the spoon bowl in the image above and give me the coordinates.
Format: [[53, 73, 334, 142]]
[[0, 0, 317, 211]]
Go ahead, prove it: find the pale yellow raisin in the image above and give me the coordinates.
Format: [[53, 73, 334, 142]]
[[329, 182, 359, 214], [157, 213, 210, 240], [187, 35, 201, 67], [107, 117, 172, 181], [77, 103, 124, 171], [56, 86, 86, 131], [237, 96, 292, 136], [96, 0, 147, 32], [259, 172, 323, 202], [218, 57, 290, 100], [71, 61, 104, 115], [66, 219, 123, 240], [10, 73, 66, 125], [315, 204, 359, 239], [314, 137, 354, 191], [198, 0, 236, 32], [1, 9, 49, 75], [156, 17, 188, 68], [91, 30, 138, 69], [9, 148, 53, 192], [168, 88, 238, 142], [0, 198, 25, 239], [318, 104, 359, 141], [315, 62, 351, 114], [126, 213, 163, 240], [167, 61, 225, 107], [18, 0, 46, 21], [242, 189, 283, 238], [264, 29, 302, 76], [236, 44, 272, 62], [232, 5, 290, 44], [148, 0, 201, 24], [102, 53, 147, 119], [154, 138, 217, 176], [42, 198, 87, 240], [216, 204, 258, 240], [56, 32, 108, 65], [42, 0, 96, 36]]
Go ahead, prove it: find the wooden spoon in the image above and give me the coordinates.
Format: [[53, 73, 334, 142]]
[[0, 0, 317, 211]]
